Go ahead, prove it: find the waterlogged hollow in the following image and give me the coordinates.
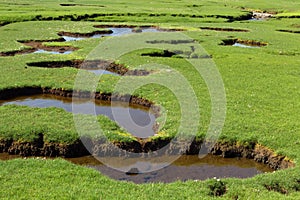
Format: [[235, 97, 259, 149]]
[[33, 49, 73, 55], [232, 43, 259, 48], [87, 69, 120, 76], [87, 155, 274, 183], [0, 153, 273, 183], [0, 94, 156, 138], [61, 27, 161, 41], [0, 27, 162, 56]]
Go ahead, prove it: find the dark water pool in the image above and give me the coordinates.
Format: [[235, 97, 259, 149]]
[[0, 94, 156, 138]]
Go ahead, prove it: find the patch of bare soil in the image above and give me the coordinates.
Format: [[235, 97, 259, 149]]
[[277, 29, 300, 34], [59, 3, 105, 7], [200, 27, 249, 32]]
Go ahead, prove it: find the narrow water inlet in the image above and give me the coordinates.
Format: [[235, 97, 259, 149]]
[[0, 94, 156, 138], [33, 49, 73, 54], [0, 153, 274, 183], [60, 27, 161, 41]]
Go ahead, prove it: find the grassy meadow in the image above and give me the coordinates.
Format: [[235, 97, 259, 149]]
[[0, 0, 300, 199]]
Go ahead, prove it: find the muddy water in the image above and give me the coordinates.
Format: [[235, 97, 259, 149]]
[[0, 94, 156, 138], [62, 27, 160, 41], [0, 153, 273, 183]]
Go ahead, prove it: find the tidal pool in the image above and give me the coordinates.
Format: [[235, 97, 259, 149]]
[[0, 94, 156, 138]]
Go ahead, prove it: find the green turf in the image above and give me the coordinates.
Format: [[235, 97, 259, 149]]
[[0, 0, 300, 199]]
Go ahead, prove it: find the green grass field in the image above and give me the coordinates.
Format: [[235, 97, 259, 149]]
[[0, 0, 300, 199]]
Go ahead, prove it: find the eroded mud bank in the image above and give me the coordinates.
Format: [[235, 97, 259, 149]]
[[0, 136, 294, 170]]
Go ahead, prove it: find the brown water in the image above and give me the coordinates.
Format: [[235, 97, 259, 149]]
[[0, 153, 273, 183], [0, 94, 156, 138]]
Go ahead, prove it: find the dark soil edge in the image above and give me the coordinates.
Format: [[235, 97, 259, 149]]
[[59, 3, 105, 8], [0, 136, 294, 170], [277, 29, 300, 34], [200, 27, 250, 32]]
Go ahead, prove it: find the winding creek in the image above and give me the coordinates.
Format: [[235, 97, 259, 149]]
[[0, 93, 277, 183]]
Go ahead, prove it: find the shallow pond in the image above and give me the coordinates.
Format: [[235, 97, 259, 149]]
[[0, 94, 156, 138], [0, 153, 274, 183]]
